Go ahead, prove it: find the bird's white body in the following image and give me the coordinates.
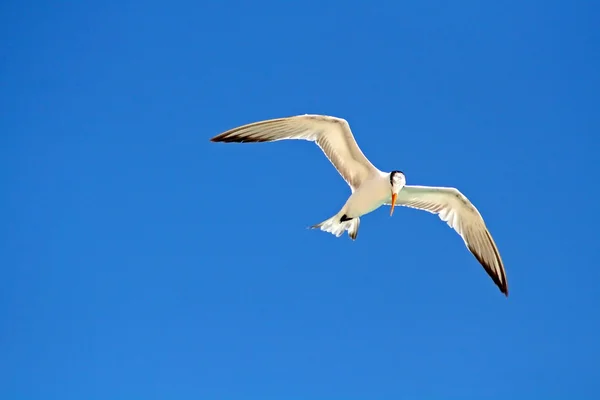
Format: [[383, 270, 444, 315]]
[[311, 172, 401, 240], [311, 172, 390, 240], [343, 173, 393, 218], [210, 113, 509, 296]]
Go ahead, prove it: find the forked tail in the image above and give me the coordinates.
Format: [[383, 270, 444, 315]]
[[310, 213, 361, 240]]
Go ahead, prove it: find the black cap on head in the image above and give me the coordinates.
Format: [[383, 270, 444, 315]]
[[390, 170, 405, 185]]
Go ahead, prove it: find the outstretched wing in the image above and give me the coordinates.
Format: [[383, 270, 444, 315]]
[[210, 114, 382, 191], [386, 185, 508, 296]]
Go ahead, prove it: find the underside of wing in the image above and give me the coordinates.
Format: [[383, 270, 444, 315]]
[[386, 185, 508, 296], [210, 114, 381, 190]]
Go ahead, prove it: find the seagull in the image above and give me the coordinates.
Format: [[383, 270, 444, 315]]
[[210, 114, 508, 296]]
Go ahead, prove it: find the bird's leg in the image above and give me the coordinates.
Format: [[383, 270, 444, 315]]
[[340, 214, 353, 222]]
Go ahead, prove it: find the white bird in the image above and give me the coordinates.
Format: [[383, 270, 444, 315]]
[[210, 114, 508, 296]]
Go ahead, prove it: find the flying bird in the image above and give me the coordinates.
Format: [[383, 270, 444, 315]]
[[210, 114, 508, 296]]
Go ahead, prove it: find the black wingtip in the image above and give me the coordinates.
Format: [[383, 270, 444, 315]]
[[467, 243, 509, 298], [493, 276, 509, 297], [210, 134, 271, 143], [210, 135, 226, 142]]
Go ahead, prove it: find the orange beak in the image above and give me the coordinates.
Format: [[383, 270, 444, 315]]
[[390, 192, 397, 216]]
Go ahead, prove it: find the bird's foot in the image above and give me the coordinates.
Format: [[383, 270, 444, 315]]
[[340, 214, 353, 222]]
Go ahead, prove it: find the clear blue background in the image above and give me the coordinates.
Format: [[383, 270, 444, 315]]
[[2, 1, 599, 398]]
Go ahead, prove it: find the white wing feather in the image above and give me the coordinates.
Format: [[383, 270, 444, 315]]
[[210, 114, 382, 191], [387, 185, 508, 295]]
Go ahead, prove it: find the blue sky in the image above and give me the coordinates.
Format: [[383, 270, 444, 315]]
[[1, 0, 599, 398]]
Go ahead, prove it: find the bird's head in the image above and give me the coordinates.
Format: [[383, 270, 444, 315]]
[[389, 170, 406, 216]]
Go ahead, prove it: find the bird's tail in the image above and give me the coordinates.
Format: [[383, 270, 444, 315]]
[[310, 214, 360, 240]]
